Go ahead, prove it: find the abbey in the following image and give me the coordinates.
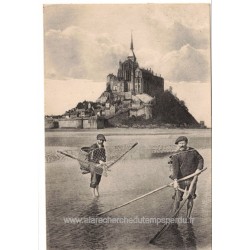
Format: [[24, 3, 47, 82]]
[[106, 35, 164, 97], [51, 36, 200, 127]]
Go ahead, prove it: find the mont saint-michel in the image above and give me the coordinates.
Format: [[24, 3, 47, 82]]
[[44, 5, 211, 250], [45, 35, 204, 130]]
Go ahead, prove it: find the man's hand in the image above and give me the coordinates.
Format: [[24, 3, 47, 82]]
[[173, 179, 179, 189], [195, 169, 201, 174], [98, 160, 108, 177], [102, 169, 108, 177]]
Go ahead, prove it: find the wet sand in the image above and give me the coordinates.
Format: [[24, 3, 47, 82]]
[[45, 128, 211, 250]]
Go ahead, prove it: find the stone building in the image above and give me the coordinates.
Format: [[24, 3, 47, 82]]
[[130, 94, 154, 119], [106, 34, 164, 97]]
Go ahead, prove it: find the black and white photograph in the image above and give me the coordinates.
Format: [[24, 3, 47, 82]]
[[44, 4, 211, 249]]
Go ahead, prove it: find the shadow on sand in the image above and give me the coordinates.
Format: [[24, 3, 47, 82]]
[[68, 198, 108, 250], [153, 223, 197, 250]]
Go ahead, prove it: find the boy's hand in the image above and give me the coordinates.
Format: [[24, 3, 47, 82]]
[[173, 179, 179, 189]]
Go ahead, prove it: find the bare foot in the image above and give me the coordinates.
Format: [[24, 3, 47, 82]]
[[91, 188, 96, 198]]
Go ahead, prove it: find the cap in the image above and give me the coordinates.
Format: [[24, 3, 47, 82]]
[[97, 134, 106, 141], [175, 136, 188, 144]]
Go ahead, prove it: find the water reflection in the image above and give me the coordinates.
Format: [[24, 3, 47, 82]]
[[78, 198, 108, 250], [183, 223, 197, 250], [154, 222, 197, 250]]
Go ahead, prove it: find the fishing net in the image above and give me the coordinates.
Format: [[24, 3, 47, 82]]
[[78, 143, 137, 176], [46, 149, 77, 163], [77, 147, 107, 175], [106, 144, 138, 161]]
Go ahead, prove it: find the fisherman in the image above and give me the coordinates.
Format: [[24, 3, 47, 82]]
[[88, 134, 107, 197], [170, 136, 204, 218]]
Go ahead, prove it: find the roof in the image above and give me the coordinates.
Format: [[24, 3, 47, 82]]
[[140, 68, 153, 75], [135, 94, 154, 104], [132, 95, 140, 102], [139, 68, 163, 79], [130, 105, 145, 111]]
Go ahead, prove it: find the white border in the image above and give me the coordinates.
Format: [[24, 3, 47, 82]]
[[2, 1, 250, 249]]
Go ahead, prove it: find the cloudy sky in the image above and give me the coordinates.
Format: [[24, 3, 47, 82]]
[[44, 4, 211, 126]]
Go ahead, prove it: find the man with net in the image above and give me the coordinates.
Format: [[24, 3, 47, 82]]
[[86, 134, 107, 197], [170, 136, 204, 218]]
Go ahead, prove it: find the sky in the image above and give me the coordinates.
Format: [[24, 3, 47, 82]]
[[44, 4, 211, 126]]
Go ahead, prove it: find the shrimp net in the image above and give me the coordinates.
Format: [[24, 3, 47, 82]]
[[78, 143, 138, 175]]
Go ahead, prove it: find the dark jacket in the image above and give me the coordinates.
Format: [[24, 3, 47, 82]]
[[88, 143, 106, 164], [171, 147, 204, 180]]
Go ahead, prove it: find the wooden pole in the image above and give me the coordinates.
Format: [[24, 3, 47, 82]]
[[105, 142, 138, 169], [149, 174, 198, 244], [57, 150, 82, 162], [97, 168, 207, 216], [57, 142, 138, 175]]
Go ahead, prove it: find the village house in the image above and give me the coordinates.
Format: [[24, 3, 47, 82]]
[[130, 93, 155, 119]]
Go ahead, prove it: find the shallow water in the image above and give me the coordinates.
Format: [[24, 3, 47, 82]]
[[45, 129, 211, 250]]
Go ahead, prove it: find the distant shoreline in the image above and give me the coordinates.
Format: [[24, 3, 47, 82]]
[[45, 127, 211, 136]]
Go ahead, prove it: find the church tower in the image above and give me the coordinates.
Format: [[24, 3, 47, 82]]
[[106, 32, 163, 97], [126, 32, 137, 93], [128, 32, 136, 62]]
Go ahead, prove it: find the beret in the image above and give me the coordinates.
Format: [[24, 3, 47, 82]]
[[175, 136, 188, 144], [97, 134, 106, 141]]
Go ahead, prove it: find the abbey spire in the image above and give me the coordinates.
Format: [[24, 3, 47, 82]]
[[130, 31, 134, 51], [128, 31, 136, 62], [106, 33, 164, 98]]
